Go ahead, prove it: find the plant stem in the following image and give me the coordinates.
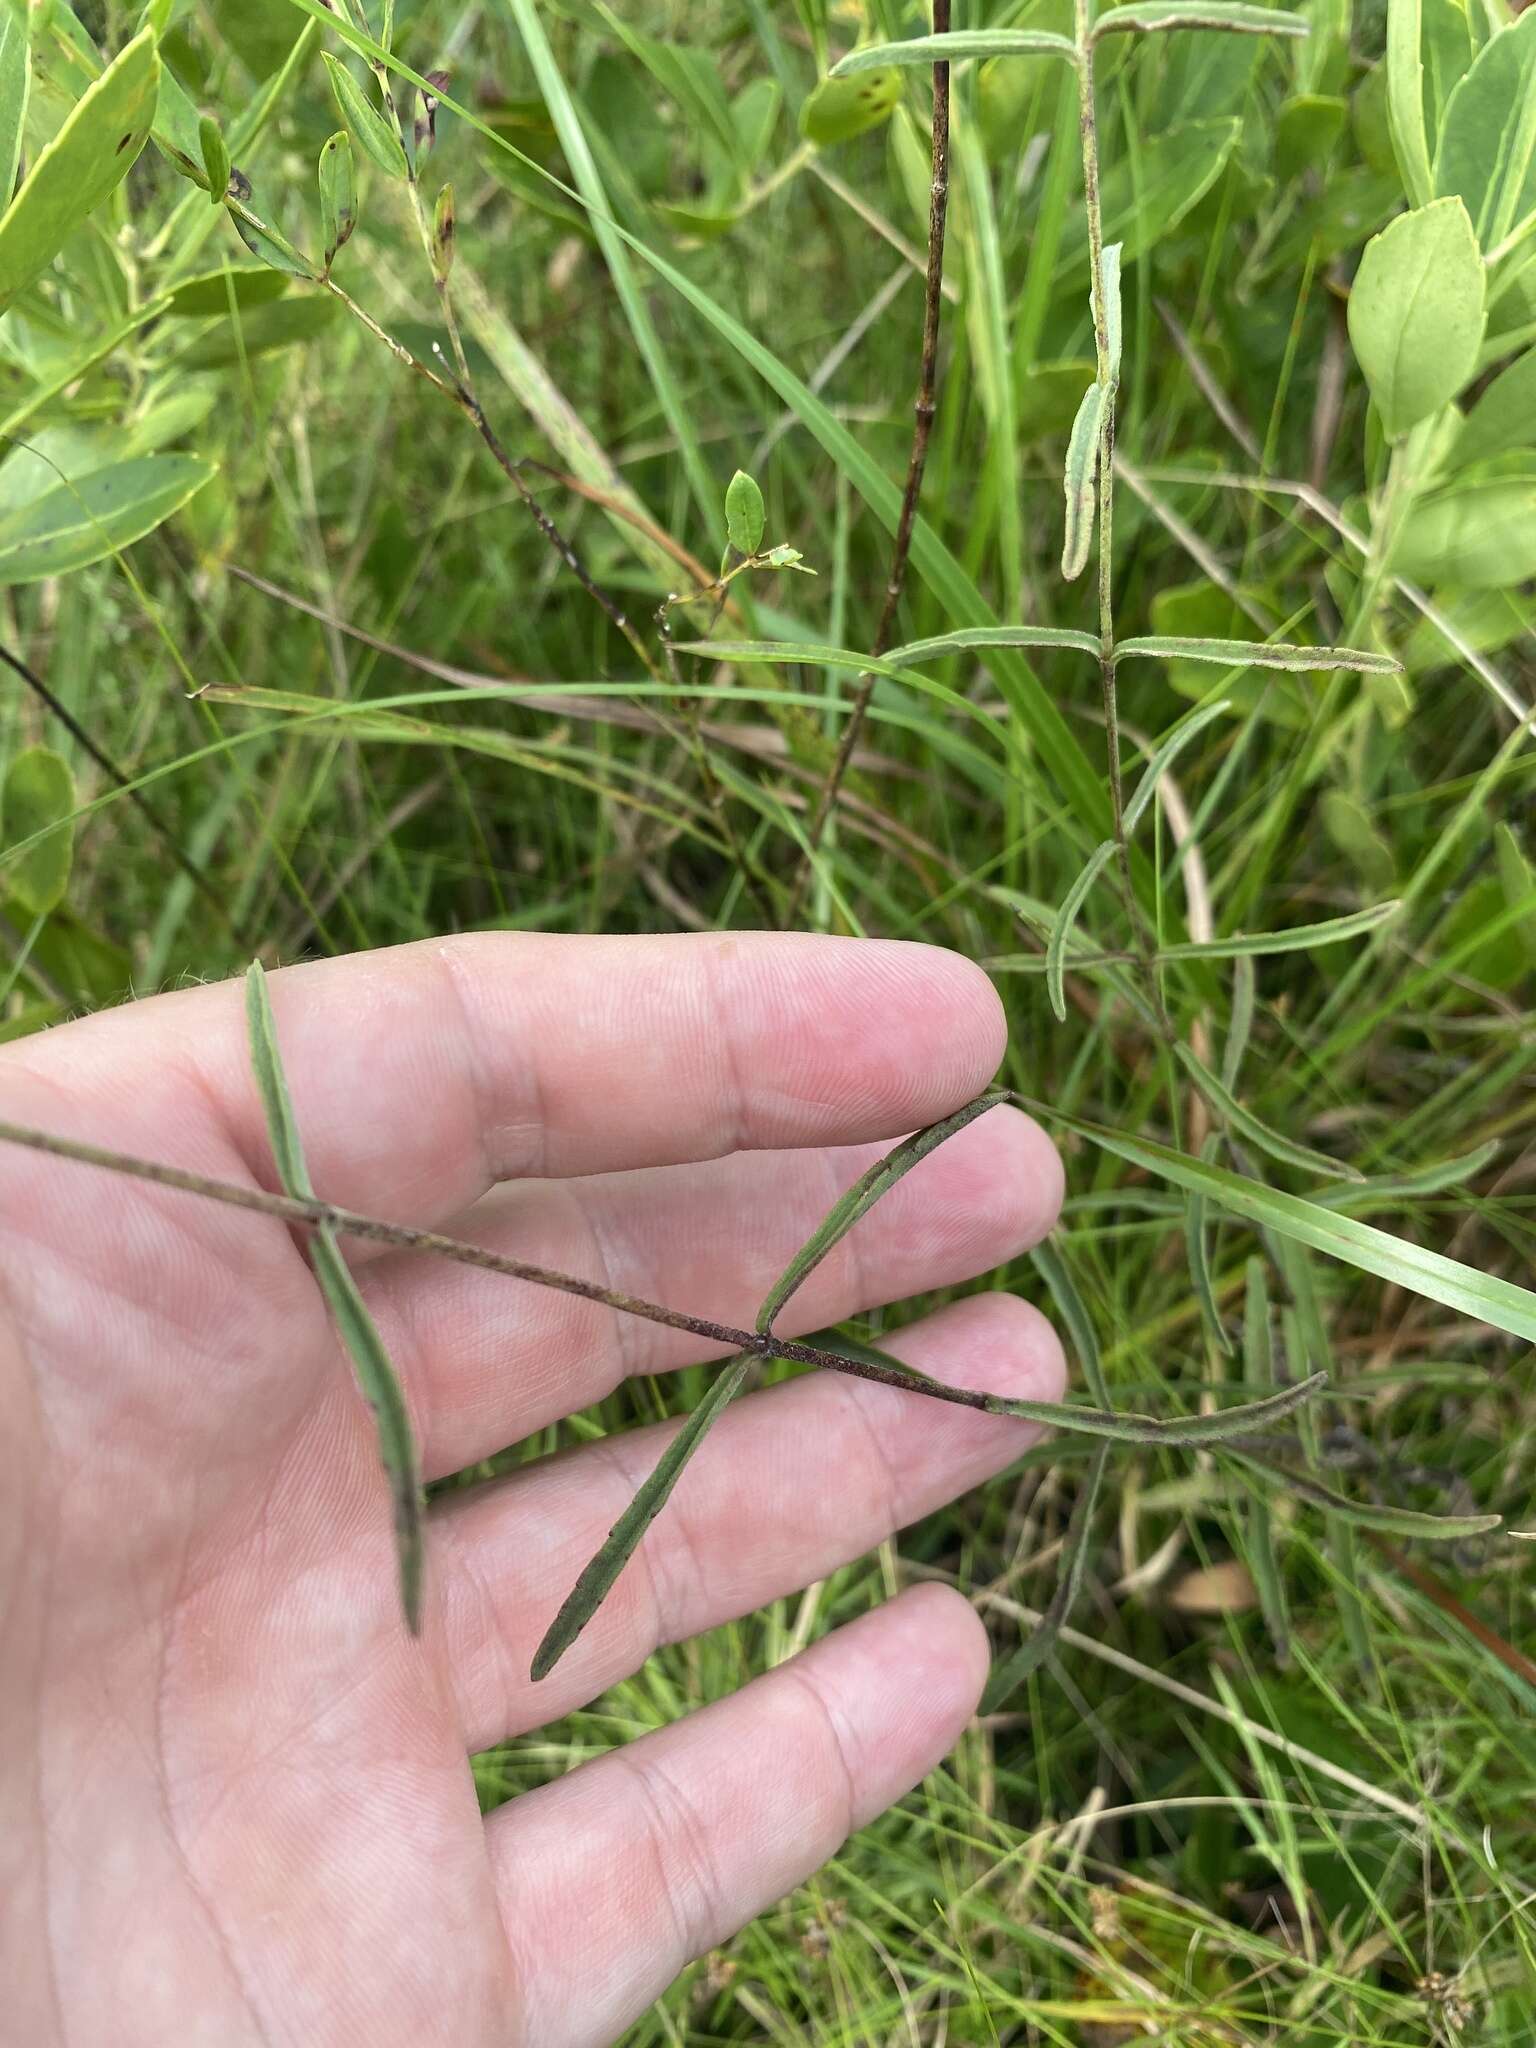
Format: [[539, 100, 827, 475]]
[[788, 0, 953, 923], [0, 1115, 999, 1412]]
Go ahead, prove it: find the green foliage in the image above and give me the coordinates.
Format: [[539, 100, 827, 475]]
[[1346, 197, 1485, 438], [1, 746, 74, 918], [0, 457, 215, 583], [723, 467, 765, 556]]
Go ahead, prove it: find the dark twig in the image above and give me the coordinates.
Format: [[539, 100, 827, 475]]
[[787, 0, 952, 921], [0, 637, 243, 939]]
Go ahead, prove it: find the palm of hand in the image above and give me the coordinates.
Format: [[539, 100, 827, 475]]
[[0, 934, 1063, 2048]]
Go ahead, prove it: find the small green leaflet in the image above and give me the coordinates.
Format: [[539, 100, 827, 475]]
[[199, 116, 231, 209], [830, 31, 1076, 73], [725, 468, 766, 555], [319, 131, 357, 272]]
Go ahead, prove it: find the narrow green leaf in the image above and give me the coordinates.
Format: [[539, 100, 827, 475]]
[[1091, 1, 1308, 35], [1226, 1451, 1503, 1540], [243, 964, 424, 1634], [199, 115, 230, 208], [830, 30, 1077, 73], [0, 456, 215, 585], [987, 1373, 1328, 1444], [1047, 840, 1116, 1022], [1062, 380, 1107, 580], [1123, 699, 1231, 834], [981, 1444, 1110, 1713], [318, 130, 357, 271], [1, 746, 74, 918], [0, 9, 31, 205], [1347, 198, 1486, 440], [1222, 953, 1256, 1091], [1097, 241, 1123, 384], [1318, 1137, 1501, 1210], [531, 1355, 753, 1680], [725, 468, 766, 556], [757, 1090, 1007, 1333], [1174, 1040, 1362, 1182], [1185, 1132, 1233, 1355], [1496, 822, 1536, 960], [1115, 635, 1400, 674], [1030, 1102, 1536, 1344], [322, 51, 409, 179], [0, 26, 159, 314], [891, 624, 1102, 662], [1031, 1240, 1112, 1406], [1433, 9, 1536, 253], [430, 181, 454, 282], [1386, 0, 1434, 208], [1242, 1261, 1291, 1664]]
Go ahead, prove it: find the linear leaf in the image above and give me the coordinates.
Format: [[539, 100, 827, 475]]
[[981, 1443, 1110, 1713], [322, 52, 409, 178], [1115, 635, 1400, 674], [1048, 840, 1117, 1021], [1031, 1240, 1112, 1406], [1098, 241, 1124, 384], [1175, 1041, 1362, 1182], [757, 1091, 1008, 1332], [986, 1373, 1327, 1443], [1185, 1135, 1234, 1356], [1242, 1262, 1291, 1663], [0, 10, 31, 206], [1223, 953, 1256, 1092], [891, 624, 1102, 663], [531, 1355, 753, 1680], [244, 964, 424, 1633], [1031, 1102, 1536, 1344], [1226, 1452, 1503, 1540], [830, 31, 1077, 73], [1318, 1138, 1502, 1210], [0, 26, 159, 314], [1163, 903, 1402, 960], [1123, 699, 1230, 834], [1062, 381, 1107, 581], [1091, 1, 1309, 36], [1386, 0, 1434, 207]]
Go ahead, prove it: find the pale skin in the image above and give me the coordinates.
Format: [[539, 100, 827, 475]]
[[0, 932, 1066, 2047]]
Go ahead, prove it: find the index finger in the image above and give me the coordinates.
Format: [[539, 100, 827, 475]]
[[4, 933, 1008, 1231]]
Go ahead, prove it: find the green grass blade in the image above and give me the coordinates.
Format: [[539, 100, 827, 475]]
[[244, 964, 424, 1633], [1173, 1041, 1363, 1182], [1318, 1138, 1502, 1211], [980, 1443, 1110, 1713], [1242, 1260, 1291, 1664], [756, 1090, 1008, 1332], [1031, 1240, 1112, 1405], [1185, 1133, 1234, 1355], [1222, 953, 1256, 1091], [831, 31, 1077, 73], [1122, 699, 1231, 834], [1030, 1101, 1536, 1343], [1047, 841, 1116, 1022], [531, 1355, 753, 1680], [1161, 903, 1402, 960]]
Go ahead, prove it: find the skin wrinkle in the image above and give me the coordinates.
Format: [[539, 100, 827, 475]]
[[609, 1743, 730, 1966], [431, 940, 530, 1186], [699, 941, 752, 1161]]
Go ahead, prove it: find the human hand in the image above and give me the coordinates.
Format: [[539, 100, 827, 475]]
[[0, 933, 1064, 2047]]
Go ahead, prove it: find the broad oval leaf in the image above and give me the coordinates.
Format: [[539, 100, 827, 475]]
[[830, 30, 1076, 73], [0, 456, 216, 585], [1347, 197, 1486, 440], [1395, 475, 1536, 588], [1062, 380, 1107, 580], [1433, 9, 1536, 252], [0, 26, 160, 314], [1091, 1, 1308, 36], [724, 467, 766, 555], [1, 746, 75, 918], [165, 266, 291, 316], [322, 51, 409, 179], [799, 68, 902, 145]]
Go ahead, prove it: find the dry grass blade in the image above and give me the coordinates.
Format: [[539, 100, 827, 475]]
[[530, 1354, 753, 1681], [243, 964, 424, 1633], [1225, 1451, 1504, 1540]]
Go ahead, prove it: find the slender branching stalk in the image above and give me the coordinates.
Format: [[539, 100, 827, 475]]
[[788, 0, 953, 923]]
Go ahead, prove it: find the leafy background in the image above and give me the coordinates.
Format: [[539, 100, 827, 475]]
[[1, 0, 1535, 2039]]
